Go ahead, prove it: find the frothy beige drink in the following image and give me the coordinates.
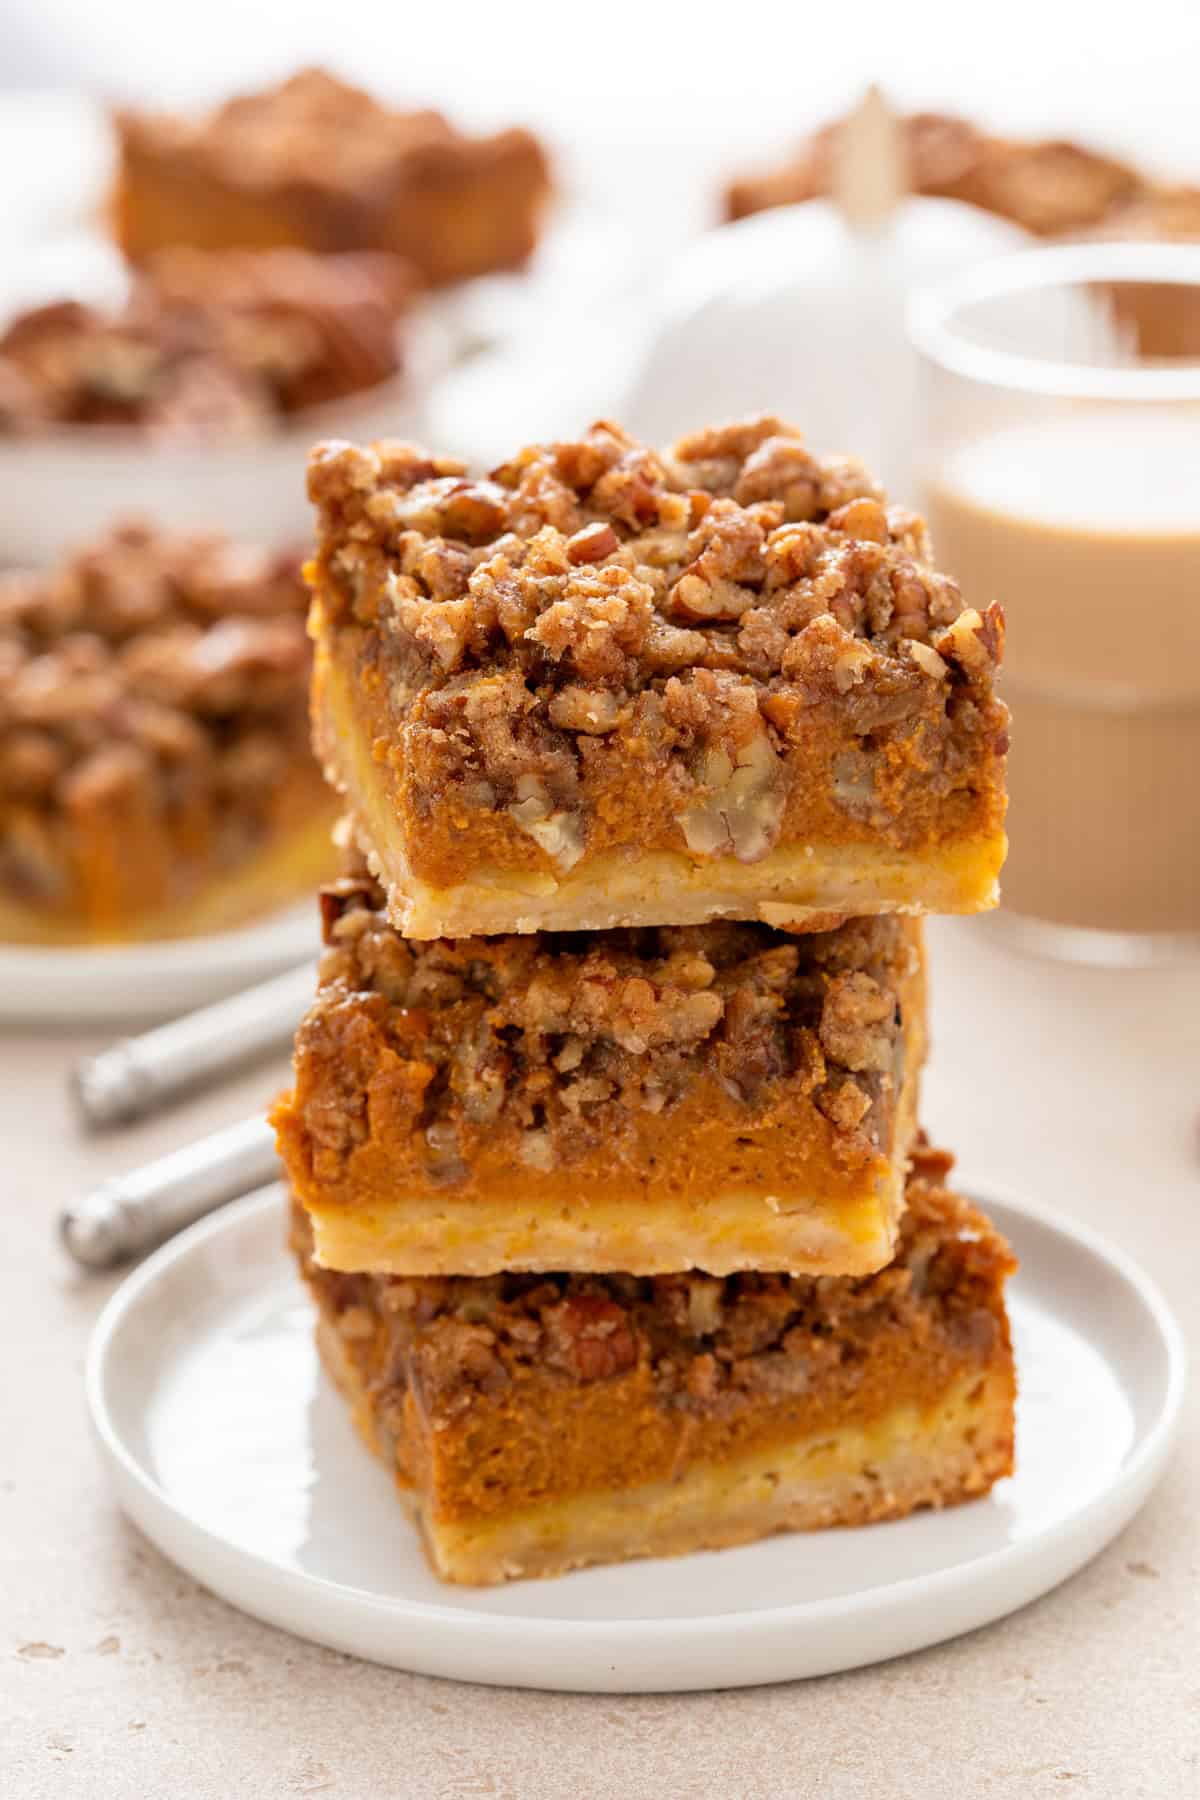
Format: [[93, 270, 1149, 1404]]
[[926, 411, 1200, 936]]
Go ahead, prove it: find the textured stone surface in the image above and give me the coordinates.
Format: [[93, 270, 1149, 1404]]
[[3, 917, 1198, 1799]]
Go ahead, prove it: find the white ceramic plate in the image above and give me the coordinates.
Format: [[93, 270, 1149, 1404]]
[[0, 233, 449, 563], [0, 903, 317, 1023], [86, 1182, 1185, 1693]]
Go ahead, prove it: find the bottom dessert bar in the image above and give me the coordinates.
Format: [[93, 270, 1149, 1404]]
[[291, 1142, 1016, 1586]]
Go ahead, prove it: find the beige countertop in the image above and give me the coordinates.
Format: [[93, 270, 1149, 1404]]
[[4, 916, 1198, 1800]]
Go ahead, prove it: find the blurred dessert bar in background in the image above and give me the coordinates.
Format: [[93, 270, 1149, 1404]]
[[0, 522, 335, 941], [0, 248, 412, 439], [726, 106, 1200, 357], [291, 1141, 1016, 1584], [111, 68, 553, 288], [305, 417, 1008, 940], [273, 868, 926, 1277], [725, 109, 1143, 237]]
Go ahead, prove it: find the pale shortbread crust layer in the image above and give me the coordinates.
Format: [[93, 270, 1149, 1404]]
[[350, 818, 1006, 941], [307, 1168, 902, 1279], [317, 1317, 1013, 1586], [314, 636, 1005, 938]]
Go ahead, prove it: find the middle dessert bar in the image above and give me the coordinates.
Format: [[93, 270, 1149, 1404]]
[[273, 871, 926, 1277]]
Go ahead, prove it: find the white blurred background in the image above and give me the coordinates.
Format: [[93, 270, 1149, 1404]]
[[5, 0, 1200, 254]]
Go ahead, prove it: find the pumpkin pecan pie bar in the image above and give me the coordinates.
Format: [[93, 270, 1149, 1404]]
[[112, 68, 551, 289], [0, 248, 412, 439], [272, 869, 925, 1277], [292, 1141, 1015, 1584], [306, 416, 1008, 938], [725, 108, 1142, 237], [0, 522, 336, 941]]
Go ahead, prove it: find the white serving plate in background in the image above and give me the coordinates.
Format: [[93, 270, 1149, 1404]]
[[0, 372, 437, 564], [0, 234, 448, 563], [0, 902, 317, 1024], [86, 1182, 1184, 1692]]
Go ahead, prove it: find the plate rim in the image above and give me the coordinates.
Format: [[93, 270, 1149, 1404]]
[[85, 1177, 1187, 1664], [0, 902, 315, 1023]]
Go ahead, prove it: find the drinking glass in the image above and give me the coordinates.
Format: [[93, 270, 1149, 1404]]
[[909, 243, 1200, 964]]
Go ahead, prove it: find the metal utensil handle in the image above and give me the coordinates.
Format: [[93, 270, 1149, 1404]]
[[59, 1113, 280, 1270], [72, 962, 316, 1130]]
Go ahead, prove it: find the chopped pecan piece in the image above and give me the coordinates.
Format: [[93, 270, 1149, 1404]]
[[544, 1295, 638, 1382]]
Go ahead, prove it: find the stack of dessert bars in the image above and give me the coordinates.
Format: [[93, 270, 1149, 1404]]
[[274, 415, 1017, 1586]]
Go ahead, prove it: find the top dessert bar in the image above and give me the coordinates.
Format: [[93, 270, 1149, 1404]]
[[112, 69, 552, 289], [307, 416, 1008, 938], [0, 521, 334, 940], [725, 109, 1143, 237], [0, 248, 411, 439]]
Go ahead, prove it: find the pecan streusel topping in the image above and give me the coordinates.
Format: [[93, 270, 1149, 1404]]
[[308, 416, 1006, 867]]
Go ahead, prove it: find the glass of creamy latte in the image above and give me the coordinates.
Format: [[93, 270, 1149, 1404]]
[[910, 243, 1200, 965]]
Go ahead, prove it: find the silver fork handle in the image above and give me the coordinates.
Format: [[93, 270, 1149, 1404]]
[[59, 1113, 280, 1270], [72, 962, 316, 1130]]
